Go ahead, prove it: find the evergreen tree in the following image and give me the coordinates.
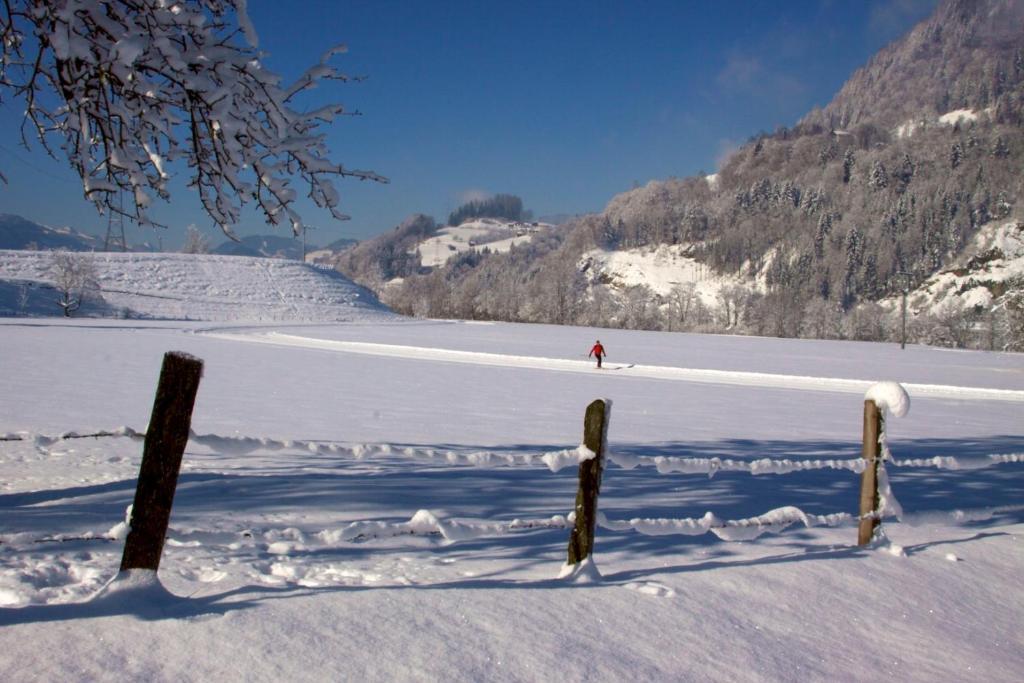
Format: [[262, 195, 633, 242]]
[[842, 150, 856, 184], [868, 160, 889, 190], [950, 142, 964, 169]]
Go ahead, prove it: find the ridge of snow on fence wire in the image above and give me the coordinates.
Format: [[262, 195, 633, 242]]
[[14, 501, 1024, 549], [4, 428, 1022, 474], [604, 451, 869, 476], [183, 431, 595, 471], [200, 330, 1024, 403], [594, 503, 1024, 542], [890, 453, 1024, 470], [0, 427, 594, 472], [598, 506, 856, 541], [0, 427, 145, 445], [316, 510, 571, 544]]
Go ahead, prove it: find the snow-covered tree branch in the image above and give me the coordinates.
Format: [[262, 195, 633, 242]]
[[0, 0, 386, 237]]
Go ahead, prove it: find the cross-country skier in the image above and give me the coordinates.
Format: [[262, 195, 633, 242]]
[[589, 340, 606, 369]]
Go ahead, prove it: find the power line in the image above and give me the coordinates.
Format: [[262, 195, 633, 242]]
[[0, 143, 81, 186]]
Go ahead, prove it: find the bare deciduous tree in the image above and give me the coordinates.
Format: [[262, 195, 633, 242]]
[[51, 250, 99, 316], [181, 226, 211, 255], [1, 0, 385, 237]]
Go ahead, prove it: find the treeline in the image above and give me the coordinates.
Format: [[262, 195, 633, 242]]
[[448, 194, 529, 226]]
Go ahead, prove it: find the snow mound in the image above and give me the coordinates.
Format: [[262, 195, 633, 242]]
[[89, 569, 179, 611], [557, 557, 603, 583], [865, 381, 910, 418], [0, 250, 398, 322]]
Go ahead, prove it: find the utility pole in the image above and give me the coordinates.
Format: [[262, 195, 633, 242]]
[[300, 224, 317, 262], [899, 271, 909, 350]]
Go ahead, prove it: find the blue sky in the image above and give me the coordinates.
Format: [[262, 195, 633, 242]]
[[0, 0, 938, 249]]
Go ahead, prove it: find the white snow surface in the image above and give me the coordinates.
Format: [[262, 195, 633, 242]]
[[896, 108, 992, 138], [938, 108, 980, 126], [1, 270, 1023, 680], [581, 244, 752, 305], [416, 218, 551, 268]]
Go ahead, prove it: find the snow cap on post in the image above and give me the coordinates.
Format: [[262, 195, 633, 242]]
[[864, 381, 910, 418]]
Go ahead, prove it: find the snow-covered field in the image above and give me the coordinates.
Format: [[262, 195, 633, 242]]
[[1, 254, 1023, 681], [0, 250, 396, 322], [416, 218, 551, 268]]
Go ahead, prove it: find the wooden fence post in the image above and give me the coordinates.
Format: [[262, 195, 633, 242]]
[[857, 399, 883, 546], [566, 399, 609, 565], [120, 351, 204, 572]]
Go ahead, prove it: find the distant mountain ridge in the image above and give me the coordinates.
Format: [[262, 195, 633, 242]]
[[211, 234, 316, 260], [0, 213, 328, 260], [0, 213, 101, 251]]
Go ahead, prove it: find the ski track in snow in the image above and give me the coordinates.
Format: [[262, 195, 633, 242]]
[[202, 330, 1024, 403]]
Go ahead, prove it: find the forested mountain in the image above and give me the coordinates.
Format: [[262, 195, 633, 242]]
[[340, 0, 1024, 350], [802, 0, 1024, 130]]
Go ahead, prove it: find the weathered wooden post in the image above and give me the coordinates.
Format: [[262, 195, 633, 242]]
[[566, 399, 609, 565], [857, 399, 883, 546], [120, 351, 204, 572]]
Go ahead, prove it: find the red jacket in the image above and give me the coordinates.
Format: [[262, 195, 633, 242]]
[[589, 343, 605, 358]]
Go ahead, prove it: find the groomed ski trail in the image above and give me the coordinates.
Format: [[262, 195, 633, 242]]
[[201, 330, 1024, 403]]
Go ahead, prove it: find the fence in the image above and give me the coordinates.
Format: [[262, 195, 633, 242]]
[[3, 352, 1023, 580]]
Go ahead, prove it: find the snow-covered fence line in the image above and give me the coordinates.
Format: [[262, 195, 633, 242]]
[[385, 501, 1024, 544], [0, 427, 593, 470], [5, 379, 1022, 569], [0, 427, 144, 444], [603, 452, 868, 476], [604, 451, 1023, 475], [889, 453, 1024, 470], [4, 427, 1019, 475], [568, 382, 1024, 555]]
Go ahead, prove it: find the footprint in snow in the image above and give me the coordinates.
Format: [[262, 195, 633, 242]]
[[624, 581, 676, 598]]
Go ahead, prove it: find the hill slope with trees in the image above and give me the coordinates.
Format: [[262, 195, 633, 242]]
[[358, 0, 1023, 351]]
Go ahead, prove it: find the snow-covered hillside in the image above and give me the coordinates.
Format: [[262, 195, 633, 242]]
[[0, 250, 397, 322], [879, 220, 1024, 315], [580, 220, 1023, 325], [416, 218, 552, 268], [580, 244, 756, 307]]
